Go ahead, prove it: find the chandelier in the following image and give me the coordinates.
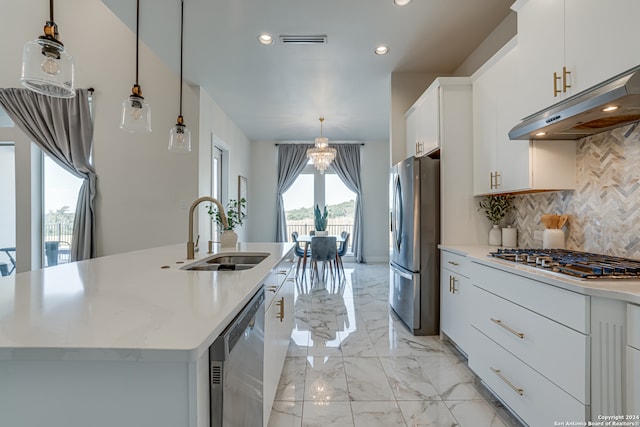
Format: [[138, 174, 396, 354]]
[[307, 117, 336, 174]]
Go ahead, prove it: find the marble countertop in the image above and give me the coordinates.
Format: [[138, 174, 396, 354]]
[[440, 244, 640, 305], [0, 242, 294, 361]]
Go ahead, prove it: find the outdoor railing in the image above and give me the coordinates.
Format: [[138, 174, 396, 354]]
[[287, 223, 353, 252], [44, 222, 73, 265]]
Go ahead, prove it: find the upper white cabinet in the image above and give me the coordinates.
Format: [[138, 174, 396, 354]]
[[515, 0, 640, 115], [472, 40, 576, 195], [405, 83, 440, 157]]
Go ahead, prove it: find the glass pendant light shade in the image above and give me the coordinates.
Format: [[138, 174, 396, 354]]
[[168, 116, 191, 152], [121, 0, 151, 133], [21, 24, 75, 98], [120, 85, 152, 133], [169, 0, 190, 153]]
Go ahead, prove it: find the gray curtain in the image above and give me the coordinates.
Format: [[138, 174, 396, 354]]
[[276, 145, 309, 242], [0, 88, 96, 261], [332, 144, 365, 263]]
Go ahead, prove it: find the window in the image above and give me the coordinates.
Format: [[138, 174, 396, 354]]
[[0, 142, 16, 276], [283, 161, 355, 252], [43, 155, 82, 267]]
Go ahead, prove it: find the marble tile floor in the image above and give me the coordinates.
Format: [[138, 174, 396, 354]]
[[268, 262, 524, 427]]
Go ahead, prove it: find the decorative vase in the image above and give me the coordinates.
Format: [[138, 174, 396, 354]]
[[315, 230, 328, 237], [489, 225, 502, 246], [221, 230, 238, 248], [502, 226, 518, 248]]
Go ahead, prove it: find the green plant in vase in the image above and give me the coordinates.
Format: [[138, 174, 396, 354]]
[[208, 198, 246, 230], [208, 198, 246, 247], [478, 194, 513, 246], [314, 204, 328, 235]]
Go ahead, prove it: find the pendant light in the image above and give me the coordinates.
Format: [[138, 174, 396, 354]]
[[120, 0, 152, 133], [307, 117, 336, 174], [21, 0, 75, 98], [168, 0, 191, 152]]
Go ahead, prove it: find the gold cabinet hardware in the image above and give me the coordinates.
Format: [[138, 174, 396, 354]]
[[562, 66, 571, 93], [277, 270, 288, 275], [553, 71, 562, 97], [285, 277, 295, 282], [490, 318, 525, 339], [447, 261, 459, 266], [275, 297, 285, 322], [449, 276, 454, 293], [490, 367, 524, 396], [490, 171, 501, 190], [267, 286, 278, 293], [490, 172, 494, 189]]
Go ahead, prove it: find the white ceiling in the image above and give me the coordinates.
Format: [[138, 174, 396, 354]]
[[101, 0, 513, 142]]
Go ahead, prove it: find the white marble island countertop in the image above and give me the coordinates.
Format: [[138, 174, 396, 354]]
[[0, 242, 294, 362], [440, 244, 640, 305]]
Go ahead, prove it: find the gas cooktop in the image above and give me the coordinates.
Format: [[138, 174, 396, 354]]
[[489, 248, 640, 280]]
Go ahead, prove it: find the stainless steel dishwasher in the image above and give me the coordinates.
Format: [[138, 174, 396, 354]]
[[210, 286, 265, 427]]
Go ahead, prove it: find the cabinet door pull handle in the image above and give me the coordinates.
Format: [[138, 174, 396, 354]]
[[267, 286, 278, 293], [553, 71, 562, 97], [451, 276, 457, 294], [490, 318, 524, 339], [494, 171, 501, 189], [490, 367, 524, 396], [449, 276, 453, 293], [275, 297, 285, 322], [447, 261, 459, 266], [562, 66, 571, 93], [278, 270, 288, 275], [490, 172, 494, 189]]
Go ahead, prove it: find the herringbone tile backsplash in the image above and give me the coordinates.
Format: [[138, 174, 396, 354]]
[[511, 122, 640, 258]]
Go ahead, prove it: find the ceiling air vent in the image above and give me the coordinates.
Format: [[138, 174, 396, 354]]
[[280, 35, 327, 45]]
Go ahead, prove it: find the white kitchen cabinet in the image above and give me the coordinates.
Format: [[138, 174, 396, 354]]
[[627, 304, 640, 414], [405, 81, 440, 157], [468, 261, 590, 425], [514, 0, 640, 115], [263, 259, 295, 426], [472, 38, 576, 195], [440, 250, 470, 354]]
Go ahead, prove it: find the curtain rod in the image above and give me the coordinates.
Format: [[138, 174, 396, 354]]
[[274, 142, 365, 146]]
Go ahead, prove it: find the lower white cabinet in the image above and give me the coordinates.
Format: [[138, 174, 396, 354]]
[[440, 250, 470, 354], [628, 304, 640, 414], [469, 262, 590, 425], [263, 263, 295, 426]]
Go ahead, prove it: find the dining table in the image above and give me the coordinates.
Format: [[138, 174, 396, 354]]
[[296, 234, 345, 273]]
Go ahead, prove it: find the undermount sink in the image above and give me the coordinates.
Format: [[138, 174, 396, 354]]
[[180, 252, 269, 271]]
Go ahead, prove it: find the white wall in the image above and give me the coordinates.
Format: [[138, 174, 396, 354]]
[[0, 0, 254, 257], [197, 87, 252, 243], [247, 140, 390, 261]]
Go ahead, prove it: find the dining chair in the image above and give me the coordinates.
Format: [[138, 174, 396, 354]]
[[336, 232, 350, 278], [310, 236, 337, 283], [291, 231, 310, 275]]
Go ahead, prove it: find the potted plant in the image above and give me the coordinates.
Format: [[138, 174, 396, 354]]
[[478, 194, 513, 246], [314, 204, 328, 236], [208, 198, 247, 247]]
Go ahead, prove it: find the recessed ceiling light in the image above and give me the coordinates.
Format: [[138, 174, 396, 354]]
[[602, 105, 619, 112], [258, 33, 274, 45], [374, 45, 390, 55], [535, 132, 547, 137], [394, 0, 413, 5]]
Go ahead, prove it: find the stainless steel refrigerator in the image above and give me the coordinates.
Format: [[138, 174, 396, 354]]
[[389, 156, 440, 336]]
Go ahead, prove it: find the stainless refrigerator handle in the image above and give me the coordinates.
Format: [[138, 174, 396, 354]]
[[390, 263, 413, 280]]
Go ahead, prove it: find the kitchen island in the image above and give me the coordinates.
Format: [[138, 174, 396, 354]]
[[0, 242, 294, 427]]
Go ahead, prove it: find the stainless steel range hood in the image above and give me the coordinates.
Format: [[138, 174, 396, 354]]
[[509, 65, 640, 140]]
